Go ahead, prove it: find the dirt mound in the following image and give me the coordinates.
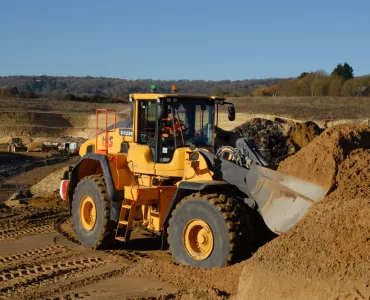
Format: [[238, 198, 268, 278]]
[[231, 118, 322, 165], [29, 166, 68, 199], [26, 141, 42, 151], [288, 120, 322, 148], [27, 141, 59, 152], [237, 149, 370, 299], [278, 124, 370, 190], [233, 118, 294, 164]]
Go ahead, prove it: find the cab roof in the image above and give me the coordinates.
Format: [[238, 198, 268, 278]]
[[129, 93, 225, 101]]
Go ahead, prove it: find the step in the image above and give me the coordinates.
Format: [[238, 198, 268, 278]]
[[119, 220, 128, 225], [122, 205, 132, 209]]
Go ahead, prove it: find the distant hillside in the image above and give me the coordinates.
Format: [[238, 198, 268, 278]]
[[0, 76, 280, 96]]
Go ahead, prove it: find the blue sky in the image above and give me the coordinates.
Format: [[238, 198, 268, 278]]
[[0, 0, 369, 80]]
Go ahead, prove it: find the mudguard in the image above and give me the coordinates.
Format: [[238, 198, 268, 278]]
[[68, 153, 123, 221], [161, 180, 229, 228]]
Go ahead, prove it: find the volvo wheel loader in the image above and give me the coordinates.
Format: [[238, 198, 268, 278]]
[[8, 138, 27, 152], [60, 88, 328, 268]]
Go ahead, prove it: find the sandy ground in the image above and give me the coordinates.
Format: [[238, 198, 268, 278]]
[[0, 158, 244, 299], [0, 200, 241, 300], [0, 207, 180, 299]]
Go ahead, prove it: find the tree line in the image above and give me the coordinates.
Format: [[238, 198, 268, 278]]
[[0, 63, 369, 102], [0, 76, 279, 99], [0, 87, 127, 103], [253, 63, 370, 97]]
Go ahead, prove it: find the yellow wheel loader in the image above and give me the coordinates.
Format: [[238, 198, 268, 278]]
[[8, 138, 28, 152], [60, 88, 327, 268]]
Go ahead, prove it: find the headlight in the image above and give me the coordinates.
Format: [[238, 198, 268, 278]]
[[189, 151, 199, 162]]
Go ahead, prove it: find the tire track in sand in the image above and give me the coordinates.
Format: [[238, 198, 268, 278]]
[[0, 257, 106, 296], [0, 244, 68, 266], [44, 291, 91, 300], [0, 223, 55, 241]]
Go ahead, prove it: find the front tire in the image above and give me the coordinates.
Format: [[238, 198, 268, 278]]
[[72, 175, 115, 248], [167, 193, 252, 268]]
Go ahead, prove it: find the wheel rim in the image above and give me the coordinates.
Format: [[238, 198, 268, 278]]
[[80, 196, 97, 231], [183, 219, 214, 261]]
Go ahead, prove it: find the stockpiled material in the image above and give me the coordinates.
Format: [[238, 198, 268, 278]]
[[278, 124, 370, 190], [287, 120, 322, 148], [231, 118, 322, 165], [233, 118, 293, 164], [237, 126, 370, 300], [30, 166, 68, 199]]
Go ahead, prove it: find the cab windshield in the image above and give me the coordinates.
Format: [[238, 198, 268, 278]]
[[161, 100, 215, 147], [137, 98, 215, 163]]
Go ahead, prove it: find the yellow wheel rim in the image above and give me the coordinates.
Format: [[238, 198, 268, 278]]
[[183, 219, 214, 261], [80, 196, 97, 231]]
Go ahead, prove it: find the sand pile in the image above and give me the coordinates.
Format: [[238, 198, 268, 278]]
[[30, 166, 68, 199], [278, 124, 370, 190], [26, 141, 43, 151], [287, 120, 322, 148], [237, 128, 370, 299]]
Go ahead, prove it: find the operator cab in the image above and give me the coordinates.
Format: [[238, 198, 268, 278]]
[[137, 97, 215, 163], [131, 87, 235, 164], [11, 138, 22, 144]]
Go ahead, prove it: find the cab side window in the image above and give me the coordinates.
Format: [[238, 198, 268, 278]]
[[138, 101, 156, 147]]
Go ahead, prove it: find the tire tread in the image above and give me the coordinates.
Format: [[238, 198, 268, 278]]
[[72, 174, 115, 249], [167, 192, 254, 266]]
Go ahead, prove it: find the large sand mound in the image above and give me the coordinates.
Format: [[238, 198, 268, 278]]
[[278, 124, 370, 190], [237, 127, 370, 299]]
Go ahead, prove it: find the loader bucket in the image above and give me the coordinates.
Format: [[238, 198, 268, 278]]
[[199, 150, 328, 234], [245, 166, 328, 233]]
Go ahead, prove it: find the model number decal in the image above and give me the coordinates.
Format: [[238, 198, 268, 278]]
[[119, 129, 133, 136]]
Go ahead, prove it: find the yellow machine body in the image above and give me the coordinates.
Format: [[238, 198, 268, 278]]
[[63, 91, 327, 268], [76, 93, 221, 233]]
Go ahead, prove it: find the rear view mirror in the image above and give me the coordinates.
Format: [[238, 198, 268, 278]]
[[228, 106, 235, 121]]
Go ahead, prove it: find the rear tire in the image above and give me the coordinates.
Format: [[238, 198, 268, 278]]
[[72, 175, 116, 248], [167, 193, 253, 268]]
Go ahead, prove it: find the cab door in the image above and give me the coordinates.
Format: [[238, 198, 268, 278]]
[[127, 100, 157, 174]]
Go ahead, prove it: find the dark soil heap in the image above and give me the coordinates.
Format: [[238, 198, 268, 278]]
[[237, 125, 370, 300], [233, 118, 293, 164], [225, 118, 322, 165]]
